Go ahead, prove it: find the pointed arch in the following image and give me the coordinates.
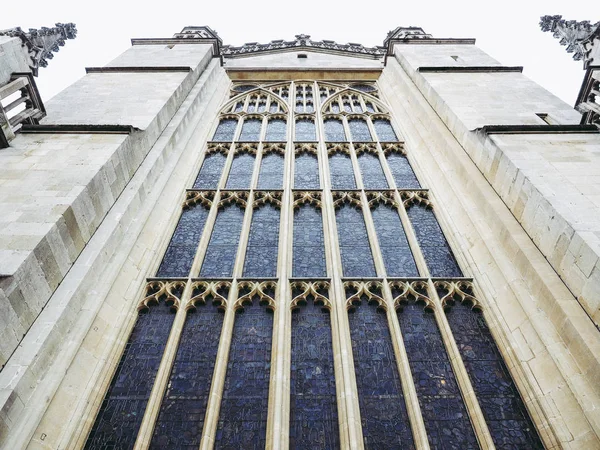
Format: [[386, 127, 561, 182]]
[[221, 87, 289, 115]]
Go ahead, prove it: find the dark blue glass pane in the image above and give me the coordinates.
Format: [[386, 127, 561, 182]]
[[85, 301, 176, 450], [156, 205, 209, 277], [257, 154, 284, 189], [329, 153, 356, 189], [294, 153, 320, 189], [444, 299, 543, 449], [290, 299, 339, 448], [200, 206, 245, 277], [407, 205, 462, 277], [373, 119, 398, 142], [150, 302, 225, 449], [357, 153, 388, 189], [225, 153, 255, 189], [215, 301, 273, 449], [193, 153, 227, 189], [296, 119, 316, 142], [371, 206, 418, 277], [213, 119, 238, 142], [243, 205, 280, 277], [395, 298, 478, 449], [348, 299, 414, 449], [292, 205, 326, 277], [352, 84, 376, 93], [324, 119, 346, 141], [265, 119, 286, 141], [335, 206, 376, 277], [239, 119, 262, 141], [348, 119, 372, 142], [386, 153, 420, 189]]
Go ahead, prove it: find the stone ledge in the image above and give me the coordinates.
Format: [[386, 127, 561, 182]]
[[418, 66, 523, 73], [85, 66, 192, 73]]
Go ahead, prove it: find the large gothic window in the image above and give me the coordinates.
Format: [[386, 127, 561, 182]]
[[292, 198, 327, 278], [335, 200, 376, 277], [243, 201, 281, 277]]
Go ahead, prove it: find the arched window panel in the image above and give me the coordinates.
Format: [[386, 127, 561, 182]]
[[357, 152, 389, 189], [295, 118, 317, 142], [199, 204, 246, 277], [318, 84, 340, 103], [348, 117, 373, 142], [290, 289, 339, 448], [212, 117, 238, 142], [351, 83, 378, 94], [156, 202, 211, 278], [226, 150, 256, 189], [257, 153, 284, 189], [238, 117, 262, 142], [265, 117, 287, 141], [393, 285, 478, 448], [193, 151, 228, 189], [84, 285, 181, 450], [215, 294, 274, 449], [373, 117, 399, 142], [440, 283, 544, 449], [406, 202, 462, 277], [371, 205, 418, 277], [323, 117, 347, 142], [385, 147, 421, 189], [294, 151, 320, 189], [150, 294, 227, 449], [232, 84, 257, 94], [243, 203, 281, 277], [268, 84, 290, 103], [328, 151, 356, 190], [347, 292, 414, 449], [295, 83, 314, 113], [335, 204, 376, 277], [292, 204, 327, 277]]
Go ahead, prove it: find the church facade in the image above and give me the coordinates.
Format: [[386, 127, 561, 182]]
[[0, 21, 599, 449]]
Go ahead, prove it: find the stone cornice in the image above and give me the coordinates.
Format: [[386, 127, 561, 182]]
[[417, 66, 523, 73]]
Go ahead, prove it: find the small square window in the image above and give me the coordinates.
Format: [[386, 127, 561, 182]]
[[297, 53, 308, 59]]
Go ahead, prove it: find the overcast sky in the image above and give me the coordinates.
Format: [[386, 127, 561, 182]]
[[1, 1, 594, 105]]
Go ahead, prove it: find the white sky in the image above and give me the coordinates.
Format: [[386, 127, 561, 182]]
[[1, 1, 593, 105]]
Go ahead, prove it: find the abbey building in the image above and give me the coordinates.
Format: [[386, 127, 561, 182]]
[[0, 19, 599, 449]]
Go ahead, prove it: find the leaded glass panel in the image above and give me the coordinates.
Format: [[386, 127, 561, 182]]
[[290, 297, 339, 448], [386, 153, 421, 189], [371, 205, 418, 277], [348, 118, 372, 142], [215, 299, 273, 449], [265, 118, 287, 141], [443, 292, 543, 449], [225, 153, 255, 189], [295, 119, 316, 141], [373, 118, 398, 142], [328, 153, 356, 189], [348, 297, 414, 449], [335, 205, 376, 277], [406, 205, 462, 277], [150, 299, 226, 449], [84, 298, 177, 450], [200, 205, 245, 277], [294, 153, 320, 189], [357, 153, 389, 189], [324, 118, 346, 141], [238, 118, 262, 141], [193, 152, 227, 189], [292, 205, 326, 277], [213, 118, 238, 142], [243, 205, 280, 277], [257, 154, 284, 189]]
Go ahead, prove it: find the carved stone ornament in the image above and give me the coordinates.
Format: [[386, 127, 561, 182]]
[[290, 281, 331, 309], [295, 142, 318, 155], [188, 280, 230, 310], [366, 191, 398, 209], [434, 280, 481, 310], [332, 191, 362, 209], [326, 142, 351, 156], [344, 280, 385, 311], [382, 142, 406, 156], [139, 280, 186, 311], [183, 191, 214, 209], [389, 280, 434, 311], [354, 143, 379, 156], [262, 142, 286, 155], [234, 280, 277, 310], [293, 191, 322, 210], [252, 191, 283, 209], [218, 191, 249, 209], [206, 142, 230, 155], [540, 15, 600, 65], [235, 142, 259, 155], [401, 190, 432, 208]]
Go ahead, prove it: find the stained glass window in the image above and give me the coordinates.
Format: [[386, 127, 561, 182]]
[[85, 294, 178, 450], [328, 153, 356, 189], [347, 296, 414, 449], [239, 118, 262, 141], [200, 205, 245, 277], [292, 205, 326, 277], [324, 118, 346, 142], [348, 118, 372, 142], [335, 205, 376, 277], [290, 295, 339, 448], [243, 204, 280, 277], [156, 204, 209, 278], [213, 118, 238, 142], [257, 154, 284, 189], [193, 152, 227, 189], [406, 204, 462, 277], [150, 296, 226, 449], [295, 119, 316, 142], [371, 205, 418, 277], [386, 152, 421, 189], [357, 153, 388, 189], [373, 118, 398, 142], [394, 290, 478, 448], [443, 289, 544, 449], [265, 118, 287, 141], [215, 298, 274, 449], [225, 152, 255, 189], [294, 153, 320, 189]]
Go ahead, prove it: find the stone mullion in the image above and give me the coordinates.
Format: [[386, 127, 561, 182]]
[[232, 191, 254, 279], [359, 192, 386, 278], [375, 143, 397, 189], [133, 282, 192, 450], [425, 281, 496, 449], [218, 143, 236, 190], [250, 144, 262, 191], [346, 136, 363, 191], [188, 191, 221, 277]]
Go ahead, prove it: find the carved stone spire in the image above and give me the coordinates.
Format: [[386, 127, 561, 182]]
[[0, 23, 77, 76], [540, 15, 600, 67]]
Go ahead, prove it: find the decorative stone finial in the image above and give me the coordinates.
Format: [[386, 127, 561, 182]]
[[540, 15, 600, 66]]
